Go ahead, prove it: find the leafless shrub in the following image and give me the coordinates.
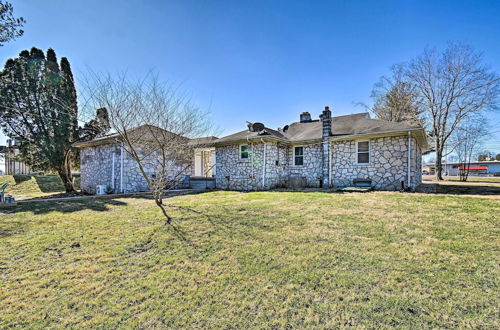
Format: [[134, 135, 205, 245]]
[[82, 72, 215, 222], [449, 116, 488, 181]]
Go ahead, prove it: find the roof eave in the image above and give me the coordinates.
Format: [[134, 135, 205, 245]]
[[329, 128, 429, 151], [72, 137, 121, 148], [213, 135, 288, 146]]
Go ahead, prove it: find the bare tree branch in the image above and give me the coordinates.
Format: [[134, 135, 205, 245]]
[[404, 43, 499, 180], [82, 72, 216, 222]]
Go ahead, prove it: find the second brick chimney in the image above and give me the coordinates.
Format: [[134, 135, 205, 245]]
[[319, 106, 332, 137], [300, 112, 312, 123], [320, 106, 332, 187]]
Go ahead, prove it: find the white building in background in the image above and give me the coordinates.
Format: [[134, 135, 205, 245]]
[[0, 138, 31, 175], [423, 160, 500, 176]]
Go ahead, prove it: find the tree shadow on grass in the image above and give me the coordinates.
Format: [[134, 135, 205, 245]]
[[165, 203, 235, 234], [0, 199, 129, 238], [16, 198, 129, 215], [13, 175, 32, 185], [20, 191, 85, 201], [33, 175, 65, 192], [0, 210, 27, 238]]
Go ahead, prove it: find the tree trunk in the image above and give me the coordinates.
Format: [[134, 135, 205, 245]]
[[155, 199, 172, 224], [58, 166, 75, 193], [435, 139, 444, 181], [459, 163, 466, 181]]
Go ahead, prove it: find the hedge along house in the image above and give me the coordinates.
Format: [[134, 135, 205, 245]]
[[73, 125, 213, 194], [211, 107, 428, 191]]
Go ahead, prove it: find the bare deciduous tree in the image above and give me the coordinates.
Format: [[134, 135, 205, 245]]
[[449, 116, 488, 181], [83, 73, 215, 223], [405, 43, 500, 180]]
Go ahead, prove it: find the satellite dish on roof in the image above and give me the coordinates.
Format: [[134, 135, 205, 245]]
[[252, 122, 265, 132]]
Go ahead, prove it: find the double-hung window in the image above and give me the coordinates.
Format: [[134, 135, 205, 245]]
[[357, 141, 370, 164], [294, 146, 304, 166], [240, 144, 249, 160]]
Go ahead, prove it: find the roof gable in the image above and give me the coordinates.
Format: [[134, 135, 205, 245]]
[[73, 125, 188, 148]]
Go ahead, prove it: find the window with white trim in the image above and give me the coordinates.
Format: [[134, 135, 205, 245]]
[[357, 141, 370, 164], [240, 144, 249, 160], [294, 146, 304, 166]]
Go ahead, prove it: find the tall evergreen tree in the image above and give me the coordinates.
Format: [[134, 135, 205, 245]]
[[0, 1, 25, 46], [370, 65, 424, 126], [372, 83, 424, 126], [0, 47, 108, 191]]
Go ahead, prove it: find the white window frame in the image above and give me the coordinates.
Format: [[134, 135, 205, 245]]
[[293, 146, 304, 166], [240, 144, 249, 161], [356, 140, 370, 165]]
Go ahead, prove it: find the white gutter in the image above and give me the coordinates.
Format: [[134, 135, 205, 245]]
[[214, 128, 426, 148], [407, 131, 411, 188], [111, 152, 115, 191], [247, 137, 253, 187], [330, 128, 424, 141], [120, 144, 124, 193]]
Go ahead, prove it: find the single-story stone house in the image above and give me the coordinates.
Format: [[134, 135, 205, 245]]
[[204, 106, 428, 191], [75, 107, 428, 193], [73, 125, 202, 194]]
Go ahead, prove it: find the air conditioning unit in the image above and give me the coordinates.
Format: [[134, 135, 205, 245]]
[[96, 185, 107, 195]]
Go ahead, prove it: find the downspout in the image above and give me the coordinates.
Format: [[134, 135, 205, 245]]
[[111, 152, 115, 192], [261, 138, 266, 189], [407, 131, 411, 189], [120, 144, 124, 193], [328, 141, 332, 188], [247, 137, 253, 190]]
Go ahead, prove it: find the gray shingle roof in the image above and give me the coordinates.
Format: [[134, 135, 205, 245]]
[[74, 112, 428, 150], [214, 112, 424, 145], [73, 125, 188, 148], [188, 136, 219, 146]]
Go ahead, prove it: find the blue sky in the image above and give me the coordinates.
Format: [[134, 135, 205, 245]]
[[1, 0, 500, 155]]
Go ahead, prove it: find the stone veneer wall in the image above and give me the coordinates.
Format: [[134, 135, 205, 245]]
[[215, 143, 274, 190], [215, 141, 322, 190], [80, 144, 121, 194], [81, 135, 423, 193], [214, 134, 422, 191], [287, 143, 323, 187], [331, 135, 421, 190], [80, 143, 191, 194]]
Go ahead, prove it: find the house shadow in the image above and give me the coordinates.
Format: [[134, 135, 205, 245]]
[[418, 182, 500, 195], [436, 183, 500, 195]]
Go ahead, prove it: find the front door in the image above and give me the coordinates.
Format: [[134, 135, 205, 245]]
[[194, 150, 203, 176], [194, 149, 215, 177], [202, 150, 212, 176]]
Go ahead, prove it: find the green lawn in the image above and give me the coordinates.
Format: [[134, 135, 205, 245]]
[[0, 191, 498, 328], [0, 174, 80, 200]]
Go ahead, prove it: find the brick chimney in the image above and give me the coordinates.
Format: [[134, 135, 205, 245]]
[[300, 112, 312, 123], [319, 106, 332, 137], [320, 106, 332, 187]]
